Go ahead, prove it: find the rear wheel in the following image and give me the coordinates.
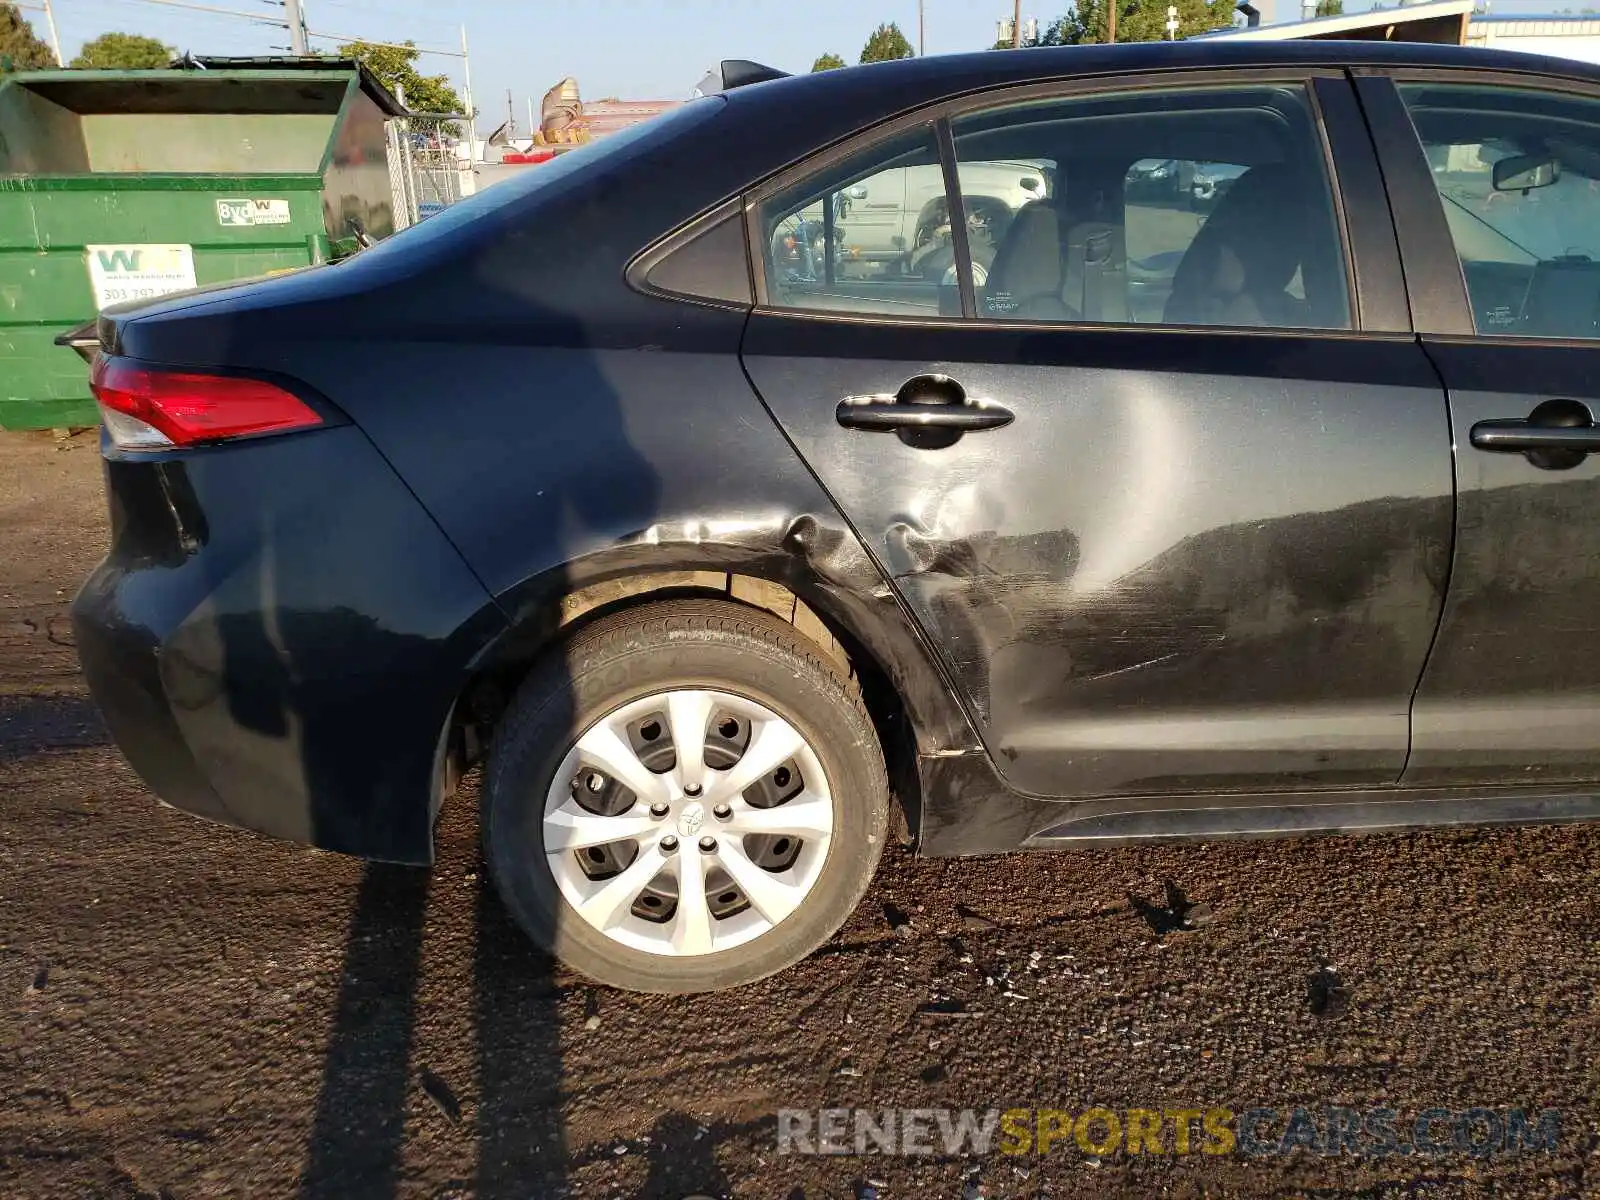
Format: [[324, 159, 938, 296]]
[[484, 599, 890, 993]]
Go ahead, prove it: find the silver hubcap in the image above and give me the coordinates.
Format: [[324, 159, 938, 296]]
[[544, 689, 834, 957]]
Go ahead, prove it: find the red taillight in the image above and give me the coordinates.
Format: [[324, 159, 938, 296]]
[[91, 358, 322, 450]]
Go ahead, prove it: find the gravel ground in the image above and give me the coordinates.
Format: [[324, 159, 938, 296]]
[[2, 430, 1598, 1199]]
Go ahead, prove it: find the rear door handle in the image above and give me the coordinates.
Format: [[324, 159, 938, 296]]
[[1471, 399, 1600, 470], [836, 398, 1014, 432], [836, 373, 1014, 435], [1469, 422, 1600, 451]]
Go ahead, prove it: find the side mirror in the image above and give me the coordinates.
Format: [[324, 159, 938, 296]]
[[1019, 177, 1042, 193], [846, 183, 870, 200], [1493, 153, 1561, 192]]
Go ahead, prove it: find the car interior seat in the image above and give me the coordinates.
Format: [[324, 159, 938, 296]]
[[981, 200, 1075, 320], [1163, 164, 1332, 328], [983, 171, 1133, 324], [1061, 220, 1129, 324]]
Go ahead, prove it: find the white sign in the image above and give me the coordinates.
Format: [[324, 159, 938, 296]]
[[85, 244, 197, 310], [216, 198, 292, 227]]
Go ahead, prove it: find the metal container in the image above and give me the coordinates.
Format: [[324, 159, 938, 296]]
[[0, 59, 403, 429]]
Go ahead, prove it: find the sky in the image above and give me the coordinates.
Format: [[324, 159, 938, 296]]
[[29, 0, 1581, 133]]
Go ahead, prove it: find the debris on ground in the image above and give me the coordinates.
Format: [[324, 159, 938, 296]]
[[1308, 964, 1352, 1019], [418, 1068, 461, 1125]]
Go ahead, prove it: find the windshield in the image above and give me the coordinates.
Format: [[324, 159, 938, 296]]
[[1426, 135, 1600, 264]]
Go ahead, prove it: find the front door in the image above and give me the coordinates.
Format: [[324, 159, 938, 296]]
[[1374, 74, 1600, 787], [743, 73, 1454, 800]]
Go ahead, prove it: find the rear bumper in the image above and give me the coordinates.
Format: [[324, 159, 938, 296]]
[[72, 424, 506, 864]]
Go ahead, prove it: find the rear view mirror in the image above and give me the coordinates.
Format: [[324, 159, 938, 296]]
[[1493, 153, 1561, 192]]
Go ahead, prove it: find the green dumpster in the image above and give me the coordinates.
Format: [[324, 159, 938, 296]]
[[0, 58, 405, 429]]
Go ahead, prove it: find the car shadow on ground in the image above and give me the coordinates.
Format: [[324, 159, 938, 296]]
[[0, 693, 107, 762], [295, 861, 575, 1199]]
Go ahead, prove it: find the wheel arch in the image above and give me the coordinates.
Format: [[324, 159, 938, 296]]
[[448, 551, 984, 849]]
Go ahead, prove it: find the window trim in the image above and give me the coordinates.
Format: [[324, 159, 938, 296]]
[[745, 66, 1369, 335], [626, 195, 753, 310], [936, 116, 977, 319], [1358, 66, 1600, 344], [1312, 76, 1410, 333]]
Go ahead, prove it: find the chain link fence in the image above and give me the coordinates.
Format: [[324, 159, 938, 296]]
[[386, 113, 474, 231]]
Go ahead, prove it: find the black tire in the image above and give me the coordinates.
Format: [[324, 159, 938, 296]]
[[484, 598, 890, 993]]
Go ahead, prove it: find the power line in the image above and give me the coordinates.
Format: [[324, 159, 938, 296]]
[[31, 0, 461, 56], [93, 0, 289, 26], [304, 27, 462, 55]]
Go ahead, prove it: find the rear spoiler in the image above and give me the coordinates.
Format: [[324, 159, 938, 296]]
[[692, 60, 789, 97]]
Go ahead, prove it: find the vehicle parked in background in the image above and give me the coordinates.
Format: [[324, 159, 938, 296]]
[[1189, 160, 1250, 209], [775, 160, 1048, 284], [73, 42, 1600, 994], [1125, 157, 1188, 201]]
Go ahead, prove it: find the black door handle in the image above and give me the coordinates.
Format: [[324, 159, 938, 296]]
[[835, 398, 1014, 432], [1469, 423, 1600, 451], [1471, 399, 1600, 470], [836, 373, 1014, 438]]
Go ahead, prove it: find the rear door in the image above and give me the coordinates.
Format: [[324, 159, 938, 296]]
[[741, 71, 1455, 801], [1360, 71, 1600, 786]]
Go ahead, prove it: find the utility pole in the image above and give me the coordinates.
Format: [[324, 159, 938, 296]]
[[284, 0, 308, 54], [1108, 0, 1118, 43], [918, 0, 925, 54], [506, 87, 514, 134], [39, 0, 62, 65], [459, 24, 478, 173], [1012, 0, 1022, 45]]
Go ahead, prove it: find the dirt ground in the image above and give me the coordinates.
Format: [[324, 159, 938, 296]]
[[2, 429, 1598, 1199]]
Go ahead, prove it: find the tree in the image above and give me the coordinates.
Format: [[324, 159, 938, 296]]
[[859, 22, 914, 63], [1054, 0, 1235, 44], [1314, 0, 1343, 13], [71, 32, 171, 69], [812, 52, 846, 71], [337, 39, 462, 115], [1, 4, 54, 72]]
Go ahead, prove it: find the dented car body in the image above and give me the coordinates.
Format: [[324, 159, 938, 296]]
[[74, 41, 1600, 867]]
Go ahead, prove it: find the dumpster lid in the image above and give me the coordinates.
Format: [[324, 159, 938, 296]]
[[5, 60, 407, 119], [167, 54, 407, 117]]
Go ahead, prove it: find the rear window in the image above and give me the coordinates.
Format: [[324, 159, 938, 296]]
[[354, 96, 725, 263]]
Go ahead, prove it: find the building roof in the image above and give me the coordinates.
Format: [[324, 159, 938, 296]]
[[1196, 0, 1473, 40], [582, 99, 681, 138], [1471, 13, 1600, 34]]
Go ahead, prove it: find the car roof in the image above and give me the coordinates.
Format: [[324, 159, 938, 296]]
[[725, 40, 1600, 125], [702, 41, 1600, 206]]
